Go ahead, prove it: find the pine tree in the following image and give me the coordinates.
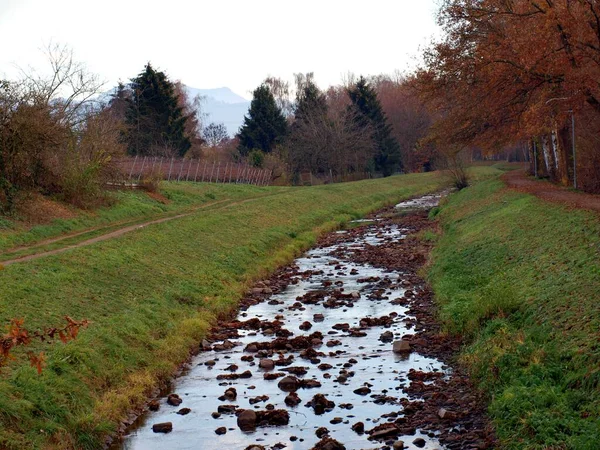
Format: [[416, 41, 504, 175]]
[[237, 84, 288, 155], [125, 63, 190, 156], [348, 76, 402, 176], [294, 73, 327, 121]]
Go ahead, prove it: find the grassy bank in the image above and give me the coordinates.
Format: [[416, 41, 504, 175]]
[[0, 169, 500, 449], [0, 183, 290, 253], [429, 177, 600, 449]]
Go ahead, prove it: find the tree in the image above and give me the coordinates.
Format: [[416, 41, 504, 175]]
[[173, 81, 204, 155], [0, 44, 123, 211], [417, 0, 600, 191], [237, 84, 288, 155], [264, 76, 293, 117], [203, 122, 229, 147], [294, 73, 328, 121], [125, 63, 190, 156], [348, 76, 402, 176], [372, 74, 433, 172], [287, 75, 374, 177]]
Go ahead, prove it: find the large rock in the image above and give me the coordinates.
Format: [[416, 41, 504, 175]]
[[259, 358, 275, 370], [167, 393, 182, 406], [278, 376, 300, 392], [152, 422, 172, 433], [392, 340, 411, 354], [237, 409, 257, 431], [311, 436, 346, 450]]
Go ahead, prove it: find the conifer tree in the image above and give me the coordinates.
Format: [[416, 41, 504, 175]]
[[348, 76, 402, 176], [125, 63, 190, 156], [237, 84, 288, 155], [294, 73, 327, 121]]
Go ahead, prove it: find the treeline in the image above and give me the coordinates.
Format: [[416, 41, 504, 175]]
[[0, 49, 232, 212], [235, 73, 436, 184], [417, 0, 600, 193], [1, 45, 445, 212]]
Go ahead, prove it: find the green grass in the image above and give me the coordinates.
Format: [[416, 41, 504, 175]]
[[428, 177, 600, 449], [0, 183, 290, 253], [0, 169, 505, 450]]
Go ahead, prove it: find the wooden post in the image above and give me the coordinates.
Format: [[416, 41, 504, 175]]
[[168, 157, 174, 181], [209, 160, 216, 183], [128, 154, 138, 180], [138, 156, 147, 181], [177, 159, 184, 181], [186, 159, 192, 181]]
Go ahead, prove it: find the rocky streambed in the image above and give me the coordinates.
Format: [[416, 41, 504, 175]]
[[118, 193, 494, 450]]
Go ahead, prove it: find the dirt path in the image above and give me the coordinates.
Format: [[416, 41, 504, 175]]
[[503, 169, 600, 212], [0, 195, 277, 266]]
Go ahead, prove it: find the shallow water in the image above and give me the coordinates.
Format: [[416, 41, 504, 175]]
[[121, 195, 446, 450]]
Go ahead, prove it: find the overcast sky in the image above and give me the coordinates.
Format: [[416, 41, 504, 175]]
[[0, 0, 441, 99]]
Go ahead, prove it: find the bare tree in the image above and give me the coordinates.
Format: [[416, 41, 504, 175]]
[[19, 42, 104, 127], [0, 44, 123, 210], [203, 122, 230, 147], [264, 76, 293, 117]]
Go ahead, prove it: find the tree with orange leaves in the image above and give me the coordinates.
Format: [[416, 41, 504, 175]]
[[417, 0, 600, 190]]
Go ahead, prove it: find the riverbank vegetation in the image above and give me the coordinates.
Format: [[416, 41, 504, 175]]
[[429, 176, 600, 449]]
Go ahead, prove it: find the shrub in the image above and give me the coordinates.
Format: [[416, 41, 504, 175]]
[[248, 149, 265, 168]]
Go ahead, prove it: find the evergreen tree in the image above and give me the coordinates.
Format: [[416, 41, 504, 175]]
[[348, 76, 402, 176], [294, 73, 327, 121], [125, 63, 190, 156], [237, 84, 288, 155]]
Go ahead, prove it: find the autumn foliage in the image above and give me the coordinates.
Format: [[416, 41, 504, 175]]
[[417, 0, 600, 192], [1, 316, 89, 374]]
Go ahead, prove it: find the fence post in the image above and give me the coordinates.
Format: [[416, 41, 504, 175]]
[[138, 156, 147, 182], [128, 154, 138, 181], [168, 157, 174, 181], [209, 160, 216, 183], [194, 159, 200, 182], [184, 159, 190, 181], [177, 159, 184, 181]]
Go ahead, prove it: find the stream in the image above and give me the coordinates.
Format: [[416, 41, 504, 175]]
[[119, 192, 479, 450]]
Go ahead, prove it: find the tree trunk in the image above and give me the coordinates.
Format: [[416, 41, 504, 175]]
[[554, 125, 570, 186], [540, 135, 552, 178]]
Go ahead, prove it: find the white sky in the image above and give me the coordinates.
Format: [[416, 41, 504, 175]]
[[0, 0, 441, 99]]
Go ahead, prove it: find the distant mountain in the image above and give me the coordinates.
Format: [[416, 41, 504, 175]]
[[102, 85, 250, 137], [186, 87, 249, 105], [185, 86, 250, 136]]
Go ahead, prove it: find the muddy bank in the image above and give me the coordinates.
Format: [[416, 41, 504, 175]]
[[117, 194, 494, 450]]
